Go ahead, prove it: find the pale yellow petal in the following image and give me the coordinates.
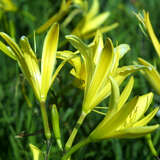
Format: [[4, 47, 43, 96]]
[[86, 0, 99, 20], [82, 12, 110, 34], [123, 92, 153, 127], [108, 76, 120, 112], [89, 96, 139, 140], [0, 32, 22, 59], [0, 41, 16, 60], [41, 24, 59, 101], [114, 44, 130, 59], [66, 35, 94, 91], [117, 76, 134, 110], [20, 36, 41, 100], [138, 58, 160, 95], [83, 38, 114, 114], [144, 12, 160, 57], [133, 107, 159, 127], [29, 144, 41, 160], [109, 125, 159, 139]]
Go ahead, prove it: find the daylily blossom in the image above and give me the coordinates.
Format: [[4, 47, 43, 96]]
[[136, 10, 160, 95], [72, 0, 118, 39], [60, 31, 146, 150], [58, 31, 146, 114], [89, 77, 159, 140], [0, 23, 59, 102], [0, 24, 62, 140], [61, 77, 159, 160]]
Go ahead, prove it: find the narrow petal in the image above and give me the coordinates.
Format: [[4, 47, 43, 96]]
[[117, 76, 134, 110], [0, 41, 16, 60], [123, 92, 153, 127], [138, 58, 160, 95], [144, 12, 160, 57], [20, 36, 41, 100], [108, 76, 120, 112], [66, 35, 94, 91], [36, 0, 70, 34], [92, 31, 104, 65], [0, 32, 22, 59], [133, 107, 159, 127], [89, 96, 139, 140], [41, 23, 59, 101], [83, 38, 114, 113], [82, 12, 110, 34], [109, 125, 159, 139], [29, 144, 41, 160], [114, 44, 130, 59], [86, 0, 99, 20], [90, 65, 141, 108]]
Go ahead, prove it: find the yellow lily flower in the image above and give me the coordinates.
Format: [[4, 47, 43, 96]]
[[0, 23, 59, 102], [89, 77, 159, 140], [136, 10, 160, 58], [63, 31, 147, 151], [72, 0, 118, 39], [60, 32, 145, 114], [0, 0, 17, 12], [61, 77, 159, 160], [0, 24, 62, 140]]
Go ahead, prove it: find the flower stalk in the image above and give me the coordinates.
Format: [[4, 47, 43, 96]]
[[65, 111, 87, 151], [40, 101, 51, 140], [62, 138, 91, 160]]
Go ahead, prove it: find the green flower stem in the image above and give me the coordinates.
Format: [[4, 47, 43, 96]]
[[40, 101, 51, 140], [65, 111, 87, 151], [62, 138, 91, 160], [146, 134, 158, 157]]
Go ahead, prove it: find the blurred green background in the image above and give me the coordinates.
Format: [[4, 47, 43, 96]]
[[0, 0, 160, 159]]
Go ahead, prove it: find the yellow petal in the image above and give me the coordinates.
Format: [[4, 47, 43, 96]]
[[81, 22, 118, 39], [20, 36, 41, 100], [144, 12, 160, 57], [90, 65, 141, 108], [36, 0, 70, 34], [114, 44, 130, 59], [0, 32, 22, 59], [86, 0, 99, 20], [117, 76, 134, 110], [29, 144, 41, 160], [108, 76, 120, 112], [133, 107, 159, 127], [66, 35, 94, 91], [92, 31, 104, 65], [83, 38, 114, 114], [82, 12, 110, 34], [138, 58, 160, 95], [110, 125, 159, 139], [123, 92, 153, 127], [99, 23, 119, 34], [0, 41, 16, 60], [89, 96, 139, 140], [41, 23, 59, 101]]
